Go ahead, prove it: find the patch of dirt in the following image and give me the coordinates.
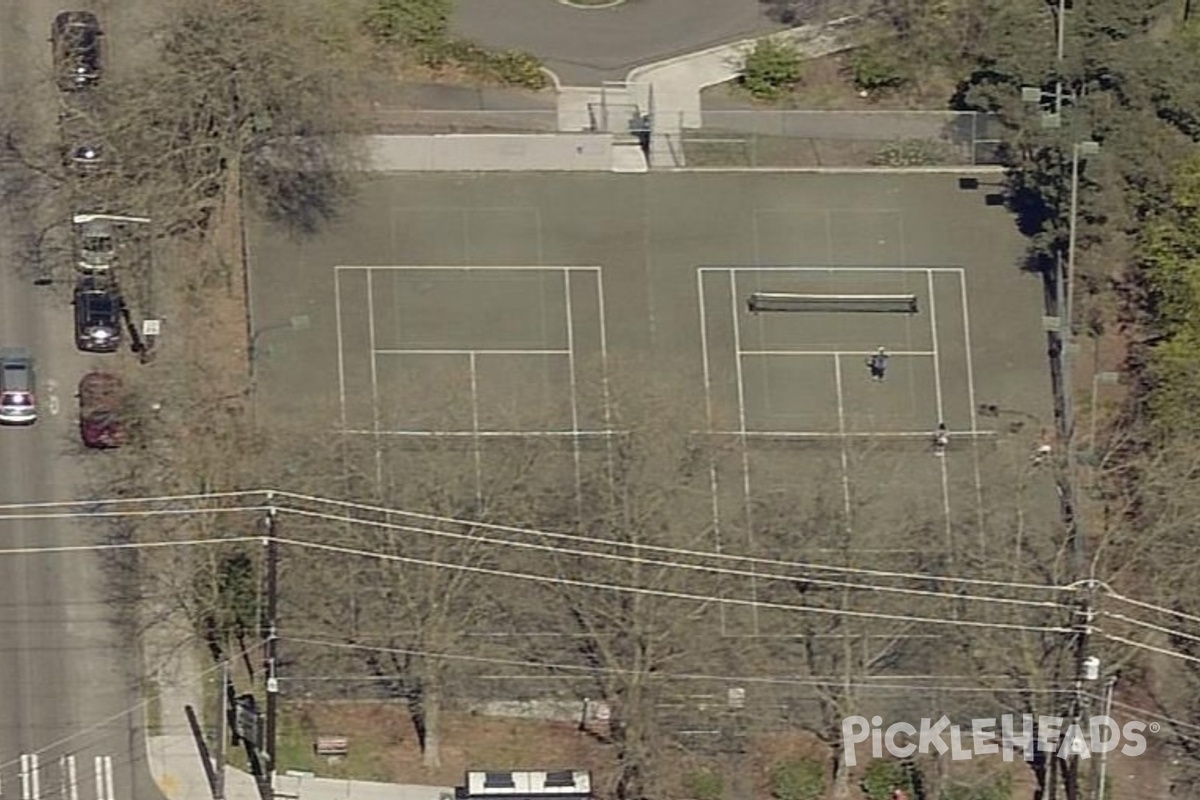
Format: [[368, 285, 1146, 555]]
[[702, 51, 960, 112], [280, 703, 616, 789]]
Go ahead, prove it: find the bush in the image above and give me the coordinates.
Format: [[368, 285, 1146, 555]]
[[741, 38, 804, 101], [364, 0, 450, 46], [939, 774, 1012, 800], [860, 761, 914, 800], [872, 139, 946, 167], [848, 46, 909, 94], [684, 768, 724, 800], [475, 50, 549, 90], [770, 759, 825, 800]]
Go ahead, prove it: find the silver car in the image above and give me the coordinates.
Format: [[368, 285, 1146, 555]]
[[0, 349, 37, 425]]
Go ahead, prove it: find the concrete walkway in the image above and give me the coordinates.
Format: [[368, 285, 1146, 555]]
[[550, 16, 864, 167]]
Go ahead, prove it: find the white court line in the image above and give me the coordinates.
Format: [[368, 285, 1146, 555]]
[[960, 272, 986, 544], [698, 266, 965, 274], [596, 269, 615, 488], [535, 208, 544, 266], [366, 271, 383, 487], [63, 755, 78, 800], [563, 270, 583, 520], [728, 271, 760, 635], [696, 271, 727, 635], [738, 350, 934, 358], [927, 271, 953, 551], [833, 356, 853, 534], [927, 273, 946, 422], [374, 349, 571, 356], [468, 353, 483, 509], [343, 429, 621, 437], [335, 265, 602, 272], [701, 429, 998, 439], [334, 271, 348, 431]]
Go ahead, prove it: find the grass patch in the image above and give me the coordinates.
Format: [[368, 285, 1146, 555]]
[[276, 705, 397, 781], [680, 133, 965, 168]]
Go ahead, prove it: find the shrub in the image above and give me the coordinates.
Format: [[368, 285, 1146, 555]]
[[848, 46, 909, 93], [741, 38, 804, 101], [860, 760, 914, 800], [364, 0, 450, 46], [939, 773, 1012, 800], [684, 768, 724, 800], [476, 50, 549, 90], [770, 759, 825, 800]]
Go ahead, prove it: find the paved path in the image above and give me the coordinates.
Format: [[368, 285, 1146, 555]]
[[451, 0, 784, 85], [143, 616, 452, 800]]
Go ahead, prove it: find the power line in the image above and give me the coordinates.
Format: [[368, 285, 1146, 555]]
[[277, 506, 1072, 612], [0, 489, 265, 511], [270, 489, 1073, 593], [1102, 610, 1200, 645], [0, 535, 261, 557], [275, 537, 1073, 634], [279, 636, 1078, 695], [1101, 586, 1200, 627], [1101, 632, 1200, 666]]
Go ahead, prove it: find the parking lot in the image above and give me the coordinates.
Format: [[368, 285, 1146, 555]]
[[248, 172, 1059, 590]]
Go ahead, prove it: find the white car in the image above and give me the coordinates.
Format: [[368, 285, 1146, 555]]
[[0, 349, 37, 425]]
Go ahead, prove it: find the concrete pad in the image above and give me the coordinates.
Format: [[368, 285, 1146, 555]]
[[612, 143, 649, 172], [363, 134, 615, 172]]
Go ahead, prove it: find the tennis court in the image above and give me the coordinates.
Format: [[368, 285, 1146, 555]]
[[248, 173, 1060, 607]]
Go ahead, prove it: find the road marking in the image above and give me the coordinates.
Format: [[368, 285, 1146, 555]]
[[100, 757, 113, 800], [46, 379, 60, 416], [60, 756, 77, 800], [20, 754, 40, 800]]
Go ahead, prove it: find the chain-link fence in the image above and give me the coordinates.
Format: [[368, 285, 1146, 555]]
[[657, 110, 1007, 169], [372, 108, 559, 134]]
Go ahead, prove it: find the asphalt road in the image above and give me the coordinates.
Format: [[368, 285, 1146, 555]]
[[0, 3, 160, 800], [451, 0, 784, 85]]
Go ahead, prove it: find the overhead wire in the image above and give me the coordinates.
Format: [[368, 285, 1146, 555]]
[[275, 537, 1073, 633]]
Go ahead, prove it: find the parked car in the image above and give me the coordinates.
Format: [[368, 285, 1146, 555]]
[[0, 348, 37, 425], [74, 276, 122, 352], [60, 111, 105, 171], [51, 11, 102, 91], [78, 371, 124, 448], [76, 217, 116, 271]]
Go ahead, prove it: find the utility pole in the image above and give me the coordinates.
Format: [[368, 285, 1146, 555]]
[[261, 501, 279, 799], [216, 660, 228, 800]]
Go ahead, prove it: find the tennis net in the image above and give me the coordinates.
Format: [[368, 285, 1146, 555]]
[[708, 429, 998, 453], [747, 292, 919, 314]]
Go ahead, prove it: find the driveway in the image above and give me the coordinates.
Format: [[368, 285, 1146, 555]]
[[451, 0, 785, 85]]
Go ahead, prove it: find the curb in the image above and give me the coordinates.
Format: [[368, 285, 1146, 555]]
[[659, 165, 1008, 174], [625, 15, 862, 86]]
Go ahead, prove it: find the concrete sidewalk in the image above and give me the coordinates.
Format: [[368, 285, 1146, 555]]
[[553, 15, 863, 134], [143, 621, 450, 800]]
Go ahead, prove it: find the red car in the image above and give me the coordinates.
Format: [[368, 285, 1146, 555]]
[[79, 371, 125, 448]]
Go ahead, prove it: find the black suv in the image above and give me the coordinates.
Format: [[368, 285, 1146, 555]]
[[73, 276, 121, 352], [51, 11, 102, 91]]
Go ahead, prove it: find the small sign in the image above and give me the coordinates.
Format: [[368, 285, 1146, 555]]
[[142, 319, 162, 336]]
